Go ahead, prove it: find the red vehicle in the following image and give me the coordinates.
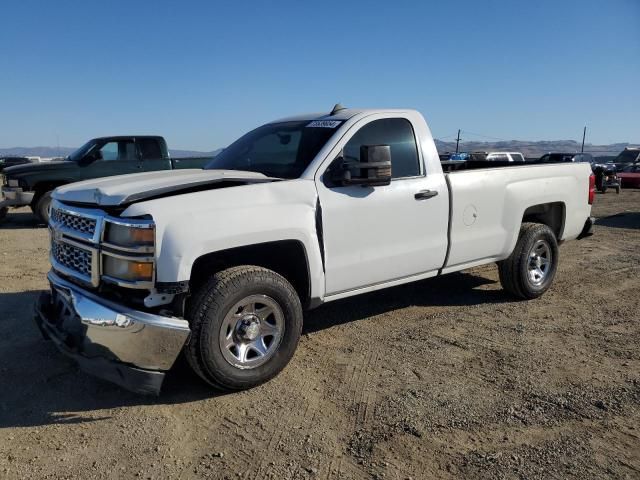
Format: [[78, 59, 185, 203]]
[[618, 163, 640, 188]]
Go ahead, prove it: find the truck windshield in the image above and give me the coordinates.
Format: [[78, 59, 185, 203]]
[[68, 140, 98, 162], [205, 120, 342, 178]]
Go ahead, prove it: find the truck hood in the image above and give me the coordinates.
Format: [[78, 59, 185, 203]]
[[3, 160, 73, 177], [52, 169, 280, 206]]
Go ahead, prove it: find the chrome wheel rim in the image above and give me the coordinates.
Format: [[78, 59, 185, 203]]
[[219, 295, 284, 369], [527, 239, 552, 286]]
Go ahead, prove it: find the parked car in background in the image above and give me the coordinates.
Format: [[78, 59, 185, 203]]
[[472, 151, 526, 162], [618, 163, 640, 188], [612, 147, 640, 168], [538, 153, 620, 193], [36, 106, 594, 394], [539, 152, 594, 164], [0, 135, 211, 223], [0, 156, 32, 172]]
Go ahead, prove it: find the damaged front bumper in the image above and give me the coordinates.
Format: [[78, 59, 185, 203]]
[[34, 271, 191, 395], [0, 186, 34, 209]]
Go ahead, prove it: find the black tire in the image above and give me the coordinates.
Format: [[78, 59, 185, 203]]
[[498, 223, 559, 300], [34, 191, 53, 224], [0, 206, 7, 223], [600, 186, 607, 194], [185, 265, 303, 391], [616, 186, 621, 194]]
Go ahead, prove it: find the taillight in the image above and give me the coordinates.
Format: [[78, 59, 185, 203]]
[[588, 174, 595, 204]]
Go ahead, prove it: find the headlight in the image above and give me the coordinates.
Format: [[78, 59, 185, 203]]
[[100, 218, 155, 287], [104, 220, 154, 248], [103, 255, 154, 283], [8, 179, 19, 187]]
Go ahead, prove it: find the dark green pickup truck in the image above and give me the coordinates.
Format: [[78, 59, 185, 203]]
[[0, 136, 211, 223]]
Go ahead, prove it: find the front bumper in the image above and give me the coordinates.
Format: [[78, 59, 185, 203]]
[[34, 271, 191, 395], [0, 186, 35, 208]]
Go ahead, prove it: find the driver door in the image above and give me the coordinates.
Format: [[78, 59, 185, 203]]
[[80, 140, 143, 180], [315, 115, 449, 296]]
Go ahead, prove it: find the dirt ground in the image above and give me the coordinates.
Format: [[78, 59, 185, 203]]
[[0, 190, 638, 480]]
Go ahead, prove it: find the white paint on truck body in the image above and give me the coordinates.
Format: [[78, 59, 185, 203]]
[[54, 108, 593, 306]]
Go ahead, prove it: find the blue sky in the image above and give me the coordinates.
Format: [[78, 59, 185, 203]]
[[1, 0, 638, 150]]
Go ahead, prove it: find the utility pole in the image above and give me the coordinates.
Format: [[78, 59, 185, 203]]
[[455, 129, 461, 154], [581, 126, 586, 153]]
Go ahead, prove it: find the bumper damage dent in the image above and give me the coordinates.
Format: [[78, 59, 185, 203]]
[[34, 271, 191, 395]]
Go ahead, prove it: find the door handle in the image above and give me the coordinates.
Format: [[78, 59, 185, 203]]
[[414, 190, 438, 200]]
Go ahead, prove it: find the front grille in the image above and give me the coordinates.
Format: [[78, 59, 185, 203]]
[[51, 240, 92, 278], [50, 208, 97, 236]]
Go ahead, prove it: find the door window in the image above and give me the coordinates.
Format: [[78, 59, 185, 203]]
[[99, 140, 137, 161], [343, 118, 420, 178], [99, 142, 118, 161], [137, 138, 163, 159]]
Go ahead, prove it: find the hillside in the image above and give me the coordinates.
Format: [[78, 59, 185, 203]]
[[434, 140, 631, 158], [0, 141, 634, 161], [0, 146, 222, 159]]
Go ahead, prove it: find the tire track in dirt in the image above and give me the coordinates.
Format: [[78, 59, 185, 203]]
[[324, 345, 380, 480]]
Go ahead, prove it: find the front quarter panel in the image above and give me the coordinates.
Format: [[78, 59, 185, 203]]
[[121, 179, 324, 300]]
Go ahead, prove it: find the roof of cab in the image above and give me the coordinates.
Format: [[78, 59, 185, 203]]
[[92, 135, 165, 141], [269, 107, 415, 124]]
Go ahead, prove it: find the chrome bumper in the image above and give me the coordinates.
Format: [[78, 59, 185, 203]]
[[1, 186, 34, 207], [34, 270, 191, 394]]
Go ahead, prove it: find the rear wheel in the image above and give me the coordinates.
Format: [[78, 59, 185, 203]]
[[34, 191, 52, 224], [498, 223, 559, 299], [0, 206, 7, 223], [185, 266, 303, 391]]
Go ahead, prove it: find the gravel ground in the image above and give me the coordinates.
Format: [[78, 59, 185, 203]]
[[0, 190, 638, 480]]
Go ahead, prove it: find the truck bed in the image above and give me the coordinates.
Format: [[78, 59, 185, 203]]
[[441, 158, 572, 172], [442, 161, 593, 273]]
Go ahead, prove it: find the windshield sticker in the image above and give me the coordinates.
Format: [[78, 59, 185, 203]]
[[306, 120, 341, 128]]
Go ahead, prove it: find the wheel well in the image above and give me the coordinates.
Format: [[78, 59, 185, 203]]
[[522, 202, 565, 239], [32, 181, 67, 206], [190, 240, 311, 307]]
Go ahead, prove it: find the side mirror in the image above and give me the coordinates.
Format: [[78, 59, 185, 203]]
[[80, 150, 102, 165], [329, 145, 392, 187]]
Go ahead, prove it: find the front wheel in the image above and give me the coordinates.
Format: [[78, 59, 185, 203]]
[[185, 266, 303, 391], [498, 223, 559, 299], [34, 191, 53, 224]]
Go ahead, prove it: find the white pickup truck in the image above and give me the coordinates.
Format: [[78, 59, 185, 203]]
[[35, 106, 595, 394]]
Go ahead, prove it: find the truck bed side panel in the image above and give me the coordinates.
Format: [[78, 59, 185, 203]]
[[445, 163, 592, 270]]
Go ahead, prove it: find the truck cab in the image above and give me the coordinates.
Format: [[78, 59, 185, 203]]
[[0, 136, 209, 223]]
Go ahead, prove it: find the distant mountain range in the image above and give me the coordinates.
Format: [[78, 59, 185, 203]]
[[434, 140, 632, 158], [0, 146, 222, 159], [0, 141, 634, 160]]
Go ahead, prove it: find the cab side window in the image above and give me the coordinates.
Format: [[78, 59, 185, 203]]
[[99, 142, 118, 161], [99, 140, 137, 161], [138, 138, 163, 160], [344, 118, 420, 178]]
